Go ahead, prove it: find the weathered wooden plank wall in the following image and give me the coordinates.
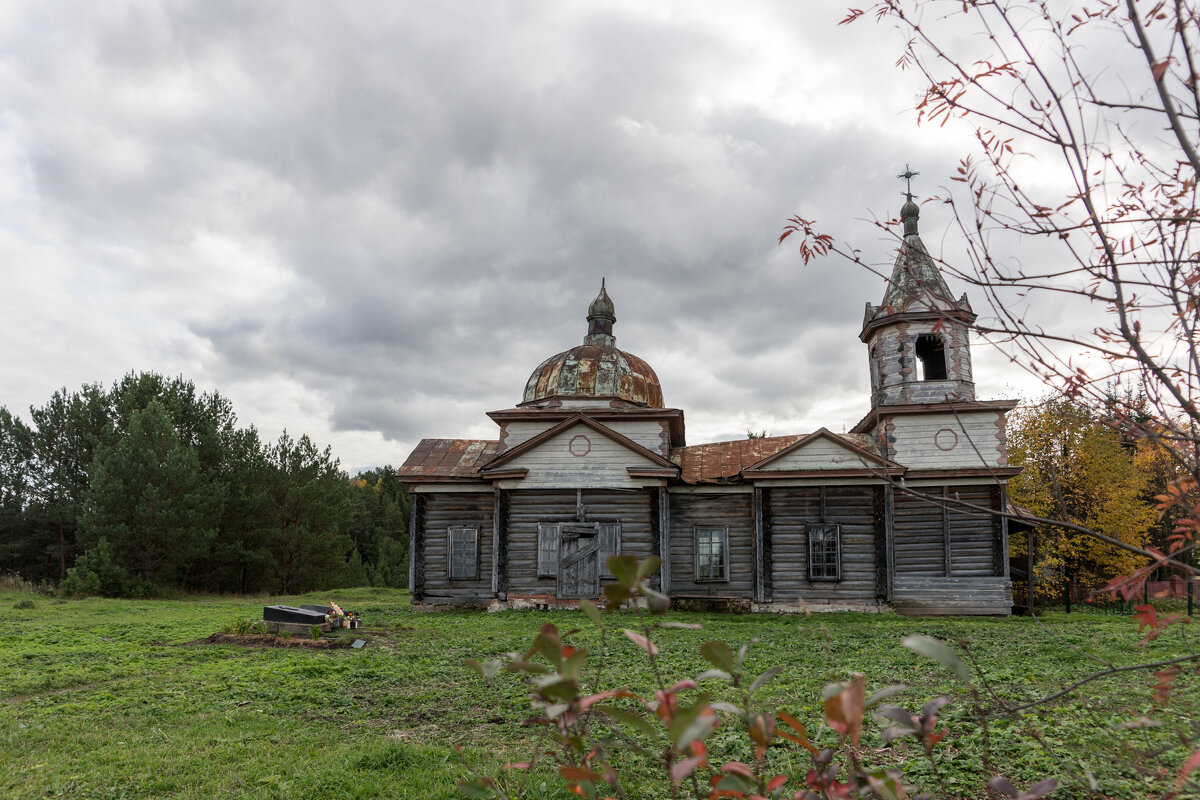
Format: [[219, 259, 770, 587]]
[[584, 489, 654, 566], [668, 492, 754, 597], [766, 438, 877, 470], [894, 483, 1000, 580], [893, 490, 946, 577], [502, 425, 662, 488], [507, 490, 579, 595], [502, 419, 667, 455], [506, 489, 655, 595], [892, 576, 1011, 615], [947, 485, 995, 576], [767, 486, 879, 604], [418, 492, 495, 605], [889, 411, 1003, 468]]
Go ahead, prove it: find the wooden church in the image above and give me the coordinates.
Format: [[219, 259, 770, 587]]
[[399, 195, 1020, 615]]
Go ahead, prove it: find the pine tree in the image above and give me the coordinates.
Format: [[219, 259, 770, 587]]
[[262, 431, 352, 593], [79, 400, 223, 588]]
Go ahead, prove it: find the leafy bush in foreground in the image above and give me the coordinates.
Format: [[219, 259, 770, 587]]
[[461, 556, 1053, 800]]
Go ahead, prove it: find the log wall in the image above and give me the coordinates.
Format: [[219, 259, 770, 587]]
[[667, 492, 754, 597], [417, 491, 495, 606], [506, 489, 655, 596], [767, 486, 881, 604]]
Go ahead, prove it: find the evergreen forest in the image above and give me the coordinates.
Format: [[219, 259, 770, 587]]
[[0, 372, 408, 596]]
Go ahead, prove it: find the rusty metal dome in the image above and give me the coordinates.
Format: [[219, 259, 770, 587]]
[[521, 282, 664, 408]]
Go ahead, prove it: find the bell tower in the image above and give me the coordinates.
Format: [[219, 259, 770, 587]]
[[860, 168, 976, 407]]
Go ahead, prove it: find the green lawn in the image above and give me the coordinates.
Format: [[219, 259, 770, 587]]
[[1, 587, 1195, 800]]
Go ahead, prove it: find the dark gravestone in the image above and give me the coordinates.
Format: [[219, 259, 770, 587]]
[[263, 605, 327, 625], [300, 604, 334, 615]]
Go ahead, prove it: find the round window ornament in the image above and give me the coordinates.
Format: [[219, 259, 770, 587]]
[[568, 434, 592, 457], [934, 427, 959, 451]]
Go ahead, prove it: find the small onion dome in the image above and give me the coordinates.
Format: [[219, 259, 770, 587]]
[[520, 281, 665, 408], [588, 279, 615, 322], [900, 196, 920, 236]]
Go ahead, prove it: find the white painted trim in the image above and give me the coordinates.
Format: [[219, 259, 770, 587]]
[[668, 486, 755, 494], [901, 477, 1010, 488], [410, 484, 493, 493], [750, 477, 888, 487]]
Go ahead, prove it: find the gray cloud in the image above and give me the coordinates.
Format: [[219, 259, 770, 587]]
[[0, 1, 1046, 472]]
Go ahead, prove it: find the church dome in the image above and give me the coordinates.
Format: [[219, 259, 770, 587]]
[[521, 282, 665, 408]]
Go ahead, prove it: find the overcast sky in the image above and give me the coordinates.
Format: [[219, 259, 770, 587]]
[[0, 1, 1063, 474]]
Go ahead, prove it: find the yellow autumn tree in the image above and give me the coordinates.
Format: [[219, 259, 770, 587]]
[[1008, 398, 1157, 596]]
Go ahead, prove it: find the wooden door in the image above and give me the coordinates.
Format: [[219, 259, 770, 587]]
[[558, 524, 599, 599]]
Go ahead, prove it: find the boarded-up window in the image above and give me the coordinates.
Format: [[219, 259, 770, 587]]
[[448, 527, 479, 580], [807, 523, 841, 581], [694, 527, 728, 582], [598, 522, 621, 578], [538, 523, 561, 577]]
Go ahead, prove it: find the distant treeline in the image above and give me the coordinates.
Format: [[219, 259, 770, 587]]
[[0, 372, 408, 595]]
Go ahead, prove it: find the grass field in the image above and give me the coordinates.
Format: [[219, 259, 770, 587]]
[[1, 584, 1197, 800]]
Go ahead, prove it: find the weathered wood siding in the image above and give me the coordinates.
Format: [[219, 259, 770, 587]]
[[893, 489, 947, 577], [668, 492, 753, 597], [501, 423, 662, 489], [764, 438, 877, 471], [947, 485, 996, 576], [418, 492, 495, 606], [767, 486, 880, 604], [893, 485, 999, 579], [889, 411, 1005, 468], [502, 420, 667, 455], [500, 421, 556, 452], [507, 489, 655, 596], [606, 420, 671, 456], [892, 576, 1011, 615], [869, 321, 975, 406]]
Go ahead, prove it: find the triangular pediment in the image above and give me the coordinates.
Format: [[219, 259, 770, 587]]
[[480, 414, 678, 487], [744, 428, 900, 474]]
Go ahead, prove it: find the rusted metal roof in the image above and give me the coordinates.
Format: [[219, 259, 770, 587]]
[[671, 433, 884, 484], [522, 344, 664, 408], [397, 438, 498, 480], [671, 435, 804, 484]]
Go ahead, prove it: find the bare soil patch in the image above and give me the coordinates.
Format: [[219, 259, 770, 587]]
[[184, 632, 351, 649]]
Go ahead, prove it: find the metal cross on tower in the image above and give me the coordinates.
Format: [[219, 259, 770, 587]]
[[897, 164, 919, 201]]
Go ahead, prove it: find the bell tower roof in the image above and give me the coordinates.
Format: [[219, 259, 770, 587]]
[[861, 167, 974, 341]]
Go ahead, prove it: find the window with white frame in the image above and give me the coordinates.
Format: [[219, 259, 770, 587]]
[[448, 526, 479, 580], [807, 523, 841, 581], [694, 527, 729, 582]]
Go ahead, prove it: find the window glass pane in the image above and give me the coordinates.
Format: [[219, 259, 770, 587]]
[[695, 528, 726, 581], [808, 524, 840, 580], [449, 527, 477, 579]]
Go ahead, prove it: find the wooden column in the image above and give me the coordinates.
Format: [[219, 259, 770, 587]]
[[753, 487, 764, 603], [410, 492, 426, 602], [873, 485, 889, 601], [491, 487, 510, 598], [884, 484, 896, 599], [991, 485, 1008, 578], [658, 487, 671, 593], [649, 488, 662, 590], [1027, 527, 1035, 611], [942, 486, 952, 578], [762, 488, 773, 601]]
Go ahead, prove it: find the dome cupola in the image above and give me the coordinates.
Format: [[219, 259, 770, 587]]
[[521, 281, 664, 408]]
